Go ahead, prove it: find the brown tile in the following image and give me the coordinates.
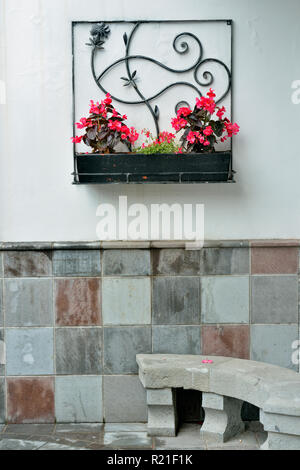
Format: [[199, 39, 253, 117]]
[[4, 251, 52, 277], [7, 378, 55, 423], [55, 278, 101, 326], [251, 247, 298, 274], [202, 325, 250, 359], [250, 239, 299, 247]]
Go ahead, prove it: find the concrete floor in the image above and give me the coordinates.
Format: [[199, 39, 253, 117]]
[[0, 422, 267, 450]]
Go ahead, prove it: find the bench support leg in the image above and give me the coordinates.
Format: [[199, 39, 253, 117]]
[[260, 410, 300, 450], [200, 392, 244, 443], [146, 388, 178, 437]]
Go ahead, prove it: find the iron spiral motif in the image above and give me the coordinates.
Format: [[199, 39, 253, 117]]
[[88, 22, 231, 137]]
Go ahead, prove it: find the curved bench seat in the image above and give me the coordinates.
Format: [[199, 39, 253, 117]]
[[137, 354, 300, 450]]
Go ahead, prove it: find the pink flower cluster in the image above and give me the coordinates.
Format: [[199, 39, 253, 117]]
[[71, 93, 139, 148]]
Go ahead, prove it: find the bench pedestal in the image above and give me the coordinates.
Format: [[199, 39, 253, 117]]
[[260, 410, 300, 450], [200, 392, 244, 443], [146, 388, 178, 437]]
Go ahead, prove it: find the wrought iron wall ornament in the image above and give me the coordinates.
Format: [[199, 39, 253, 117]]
[[87, 21, 232, 137]]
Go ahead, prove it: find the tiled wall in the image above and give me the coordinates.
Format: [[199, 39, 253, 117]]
[[0, 242, 299, 423]]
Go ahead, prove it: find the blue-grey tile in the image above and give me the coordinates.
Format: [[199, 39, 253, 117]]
[[202, 276, 249, 324], [104, 376, 147, 422], [55, 376, 103, 423], [200, 248, 249, 275], [251, 275, 298, 324], [53, 250, 101, 277], [0, 378, 4, 423], [4, 251, 52, 277], [6, 328, 54, 376], [103, 327, 151, 374], [152, 277, 200, 325], [0, 253, 2, 277], [0, 329, 4, 375], [152, 326, 201, 354], [152, 249, 200, 275], [5, 279, 53, 327], [251, 324, 298, 370], [55, 328, 102, 375], [103, 250, 150, 276], [102, 278, 151, 325]]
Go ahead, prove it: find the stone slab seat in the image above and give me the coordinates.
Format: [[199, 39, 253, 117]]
[[136, 354, 300, 450]]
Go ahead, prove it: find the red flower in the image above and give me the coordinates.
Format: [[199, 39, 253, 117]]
[[186, 131, 196, 144], [203, 125, 213, 136], [216, 106, 226, 119], [177, 106, 192, 118], [104, 93, 112, 105], [207, 88, 216, 99], [71, 135, 83, 144]]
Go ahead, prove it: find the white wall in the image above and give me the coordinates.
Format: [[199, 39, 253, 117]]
[[1, 0, 300, 242]]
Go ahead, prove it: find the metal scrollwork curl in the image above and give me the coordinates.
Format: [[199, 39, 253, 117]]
[[88, 22, 231, 136]]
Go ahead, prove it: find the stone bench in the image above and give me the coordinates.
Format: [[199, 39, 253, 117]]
[[136, 354, 300, 450]]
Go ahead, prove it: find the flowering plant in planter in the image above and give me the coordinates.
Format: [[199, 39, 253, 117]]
[[72, 93, 139, 153], [171, 88, 239, 153], [134, 129, 182, 154]]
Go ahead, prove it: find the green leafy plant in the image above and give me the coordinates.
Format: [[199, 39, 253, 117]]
[[134, 130, 182, 154]]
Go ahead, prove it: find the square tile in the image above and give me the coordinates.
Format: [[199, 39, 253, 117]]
[[103, 431, 152, 449], [103, 250, 151, 276], [53, 250, 101, 277], [252, 247, 298, 274], [250, 324, 298, 370], [55, 278, 101, 326], [103, 376, 147, 422], [200, 248, 249, 275], [251, 276, 298, 324], [7, 377, 54, 423], [5, 279, 53, 327], [102, 278, 151, 325], [103, 327, 151, 374], [4, 251, 52, 277], [202, 325, 250, 359], [152, 326, 201, 354], [0, 378, 4, 423], [55, 328, 102, 375], [152, 249, 200, 275], [6, 328, 54, 376], [152, 277, 200, 325], [0, 329, 4, 375], [55, 376, 103, 423], [201, 276, 249, 324]]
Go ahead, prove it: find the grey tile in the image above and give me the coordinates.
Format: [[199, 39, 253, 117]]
[[102, 278, 151, 325], [200, 247, 249, 275], [205, 430, 259, 450], [6, 328, 54, 376], [103, 376, 147, 422], [55, 328, 102, 375], [152, 277, 201, 325], [0, 425, 4, 433], [55, 423, 103, 433], [251, 275, 298, 324], [0, 438, 46, 450], [5, 279, 53, 327], [3, 251, 52, 277], [0, 329, 4, 375], [53, 250, 101, 277], [103, 431, 152, 449], [0, 253, 2, 277], [152, 326, 201, 354], [105, 423, 146, 432], [103, 250, 151, 276], [251, 324, 299, 370], [103, 327, 151, 374], [202, 276, 249, 324], [153, 249, 200, 275], [55, 376, 103, 423], [155, 423, 203, 450], [4, 424, 55, 434], [38, 442, 88, 450], [0, 378, 4, 423]]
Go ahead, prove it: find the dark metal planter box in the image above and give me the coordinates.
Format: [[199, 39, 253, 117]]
[[74, 151, 234, 184]]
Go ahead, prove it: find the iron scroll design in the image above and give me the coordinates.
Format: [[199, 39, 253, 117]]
[[87, 21, 232, 137]]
